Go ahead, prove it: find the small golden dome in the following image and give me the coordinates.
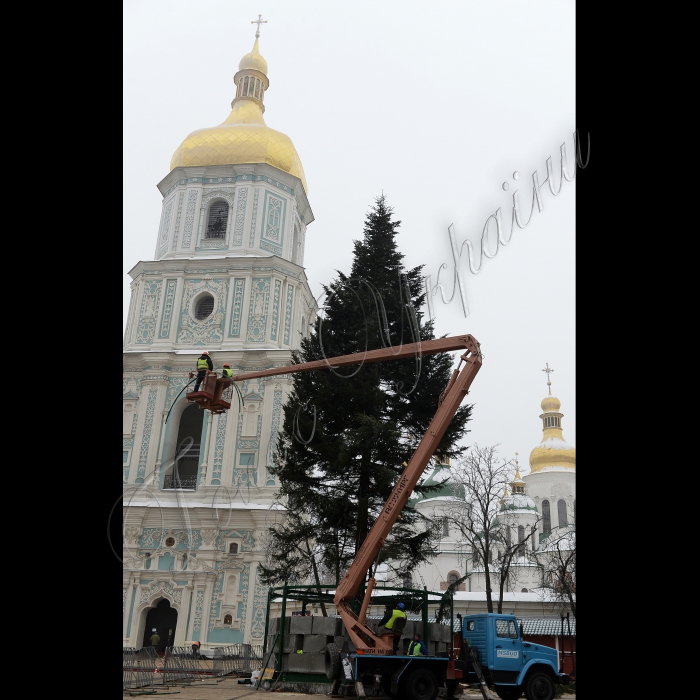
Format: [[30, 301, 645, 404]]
[[238, 37, 268, 74], [541, 394, 561, 413], [528, 368, 575, 473]]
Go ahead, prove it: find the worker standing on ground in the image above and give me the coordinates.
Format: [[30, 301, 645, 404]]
[[193, 351, 213, 392], [407, 633, 428, 656], [378, 602, 407, 654], [150, 629, 160, 649]]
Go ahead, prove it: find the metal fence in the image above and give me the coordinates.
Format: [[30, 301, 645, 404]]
[[123, 646, 162, 690], [123, 644, 264, 690], [212, 644, 264, 676], [163, 647, 213, 683]]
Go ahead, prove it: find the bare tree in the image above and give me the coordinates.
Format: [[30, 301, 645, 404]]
[[536, 525, 576, 618], [441, 444, 539, 613]]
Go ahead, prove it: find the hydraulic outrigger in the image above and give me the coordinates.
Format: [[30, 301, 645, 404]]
[[229, 334, 483, 656]]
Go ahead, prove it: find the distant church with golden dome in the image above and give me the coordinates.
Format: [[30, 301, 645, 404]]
[[123, 23, 319, 652], [407, 365, 576, 599]]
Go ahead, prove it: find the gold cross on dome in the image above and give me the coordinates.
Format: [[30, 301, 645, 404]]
[[251, 14, 267, 38], [542, 363, 554, 393]]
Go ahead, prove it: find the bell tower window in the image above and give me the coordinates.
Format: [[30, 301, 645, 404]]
[[194, 294, 215, 321], [206, 200, 228, 239]]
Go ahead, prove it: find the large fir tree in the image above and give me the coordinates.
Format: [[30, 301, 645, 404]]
[[259, 195, 473, 594]]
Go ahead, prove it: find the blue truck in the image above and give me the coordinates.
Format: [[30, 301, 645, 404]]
[[326, 611, 571, 700]]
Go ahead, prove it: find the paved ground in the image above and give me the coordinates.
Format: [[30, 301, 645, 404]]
[[122, 677, 576, 699]]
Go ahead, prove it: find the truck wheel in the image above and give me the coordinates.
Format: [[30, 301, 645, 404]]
[[403, 668, 439, 700], [524, 672, 554, 700], [324, 643, 340, 680], [495, 686, 522, 700]]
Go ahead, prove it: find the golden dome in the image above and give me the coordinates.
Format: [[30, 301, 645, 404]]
[[541, 394, 561, 412], [169, 38, 308, 194], [238, 37, 268, 74], [528, 373, 575, 473], [529, 440, 576, 472]]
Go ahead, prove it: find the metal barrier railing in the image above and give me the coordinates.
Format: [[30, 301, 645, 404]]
[[212, 644, 264, 676], [124, 643, 264, 690], [123, 646, 160, 690], [163, 646, 214, 683]]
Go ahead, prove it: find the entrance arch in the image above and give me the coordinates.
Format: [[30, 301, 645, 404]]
[[142, 598, 178, 652]]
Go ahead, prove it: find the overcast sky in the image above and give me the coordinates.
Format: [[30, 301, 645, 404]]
[[123, 0, 577, 476]]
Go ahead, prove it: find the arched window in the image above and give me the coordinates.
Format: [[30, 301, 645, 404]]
[[542, 500, 551, 534], [206, 200, 228, 239], [442, 517, 449, 537], [243, 76, 249, 95], [228, 543, 238, 554], [487, 550, 493, 564], [254, 79, 260, 99], [557, 499, 568, 527], [402, 576, 412, 590], [224, 614, 233, 625], [505, 527, 511, 547], [521, 588, 528, 593], [164, 404, 203, 490], [517, 526, 525, 556], [472, 549, 479, 564], [448, 572, 459, 586]]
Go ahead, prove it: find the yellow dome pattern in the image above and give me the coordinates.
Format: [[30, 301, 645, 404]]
[[169, 38, 308, 194]]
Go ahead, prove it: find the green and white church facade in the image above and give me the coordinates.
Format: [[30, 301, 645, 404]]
[[122, 32, 317, 650]]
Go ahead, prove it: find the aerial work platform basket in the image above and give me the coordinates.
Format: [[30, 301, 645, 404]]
[[186, 371, 234, 414]]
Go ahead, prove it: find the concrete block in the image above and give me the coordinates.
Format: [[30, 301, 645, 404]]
[[290, 615, 313, 634], [303, 634, 329, 654], [268, 616, 290, 635], [287, 652, 327, 674], [333, 636, 347, 649], [428, 623, 441, 641], [283, 634, 303, 653], [312, 616, 341, 636], [440, 624, 452, 642], [402, 620, 415, 638]]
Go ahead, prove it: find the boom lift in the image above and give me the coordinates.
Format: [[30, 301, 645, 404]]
[[233, 335, 570, 700], [231, 334, 482, 655]]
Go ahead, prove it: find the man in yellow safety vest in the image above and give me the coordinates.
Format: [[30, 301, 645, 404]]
[[194, 351, 213, 391]]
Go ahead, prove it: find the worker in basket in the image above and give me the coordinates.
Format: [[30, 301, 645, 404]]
[[222, 362, 234, 380], [378, 602, 407, 654], [193, 351, 213, 392]]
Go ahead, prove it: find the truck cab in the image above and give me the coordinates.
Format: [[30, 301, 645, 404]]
[[462, 613, 569, 700]]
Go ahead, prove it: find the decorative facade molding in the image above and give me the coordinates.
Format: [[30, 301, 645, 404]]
[[182, 189, 199, 249], [171, 191, 185, 251], [232, 187, 248, 246], [135, 280, 163, 344], [246, 277, 271, 343]]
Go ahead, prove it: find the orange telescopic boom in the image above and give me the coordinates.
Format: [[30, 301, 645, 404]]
[[232, 334, 483, 654]]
